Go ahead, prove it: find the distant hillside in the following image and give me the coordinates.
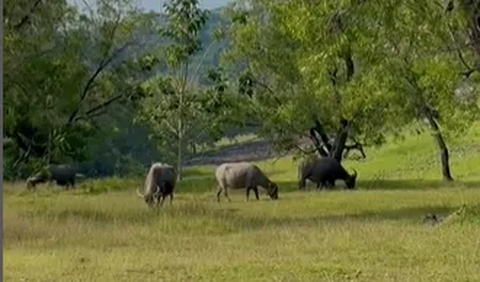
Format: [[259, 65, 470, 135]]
[[129, 8, 230, 85], [201, 0, 231, 9]]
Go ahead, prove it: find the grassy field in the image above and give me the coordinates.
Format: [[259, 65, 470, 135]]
[[4, 124, 480, 282]]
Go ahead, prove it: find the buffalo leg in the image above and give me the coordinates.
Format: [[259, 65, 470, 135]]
[[324, 181, 334, 189], [298, 177, 306, 190], [60, 180, 69, 190], [216, 186, 223, 202], [170, 193, 174, 205], [319, 179, 327, 190], [254, 187, 260, 200], [224, 188, 232, 202], [158, 195, 166, 207], [246, 187, 251, 201]]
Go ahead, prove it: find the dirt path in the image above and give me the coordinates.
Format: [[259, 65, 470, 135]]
[[184, 140, 280, 166]]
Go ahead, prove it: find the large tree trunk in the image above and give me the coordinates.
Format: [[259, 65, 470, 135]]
[[309, 118, 357, 163], [330, 119, 349, 162], [309, 117, 331, 157], [425, 113, 454, 181]]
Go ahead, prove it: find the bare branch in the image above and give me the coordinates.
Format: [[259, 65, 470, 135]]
[[309, 128, 330, 157], [74, 109, 107, 122], [73, 93, 124, 123], [343, 138, 367, 159], [67, 42, 131, 125], [188, 40, 216, 87], [67, 9, 127, 125], [14, 0, 43, 30], [81, 0, 95, 17], [250, 76, 283, 106], [447, 23, 476, 77]]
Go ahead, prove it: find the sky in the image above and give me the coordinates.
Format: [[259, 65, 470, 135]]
[[70, 0, 230, 12]]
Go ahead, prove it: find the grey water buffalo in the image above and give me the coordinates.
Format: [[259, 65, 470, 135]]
[[27, 164, 83, 190], [298, 157, 357, 190], [137, 163, 177, 207], [215, 162, 279, 202]]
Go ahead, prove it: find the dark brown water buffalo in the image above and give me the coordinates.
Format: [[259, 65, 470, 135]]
[[298, 157, 357, 190], [27, 164, 82, 190]]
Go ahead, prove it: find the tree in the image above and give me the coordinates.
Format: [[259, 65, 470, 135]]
[[4, 0, 82, 177], [3, 0, 156, 178], [223, 0, 479, 181], [358, 0, 480, 181], [137, 0, 242, 180], [222, 0, 391, 163]]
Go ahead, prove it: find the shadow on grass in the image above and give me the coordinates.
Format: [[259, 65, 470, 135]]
[[358, 179, 480, 190], [274, 179, 480, 192], [20, 199, 458, 233], [231, 205, 456, 231]]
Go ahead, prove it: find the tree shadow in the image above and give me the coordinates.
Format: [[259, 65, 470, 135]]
[[357, 179, 480, 190], [207, 204, 457, 233], [274, 179, 480, 192]]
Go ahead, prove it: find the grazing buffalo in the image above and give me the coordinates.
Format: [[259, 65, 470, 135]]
[[298, 157, 357, 190], [27, 164, 82, 190], [215, 162, 279, 202], [137, 163, 177, 207]]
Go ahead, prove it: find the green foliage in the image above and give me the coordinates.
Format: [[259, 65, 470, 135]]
[[222, 0, 480, 163], [136, 0, 243, 177], [3, 0, 160, 179]]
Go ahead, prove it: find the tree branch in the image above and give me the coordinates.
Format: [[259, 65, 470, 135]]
[[343, 138, 366, 159], [188, 40, 216, 87], [311, 116, 333, 152], [67, 42, 131, 125], [344, 46, 355, 81], [309, 127, 330, 157], [330, 119, 350, 162], [73, 93, 124, 122], [163, 119, 178, 136], [14, 0, 43, 30], [74, 110, 107, 122], [447, 23, 477, 77], [247, 72, 283, 106]]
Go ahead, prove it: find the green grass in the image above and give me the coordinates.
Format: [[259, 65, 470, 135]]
[[4, 124, 480, 281]]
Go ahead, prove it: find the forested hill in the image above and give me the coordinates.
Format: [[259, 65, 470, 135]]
[[132, 7, 230, 84]]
